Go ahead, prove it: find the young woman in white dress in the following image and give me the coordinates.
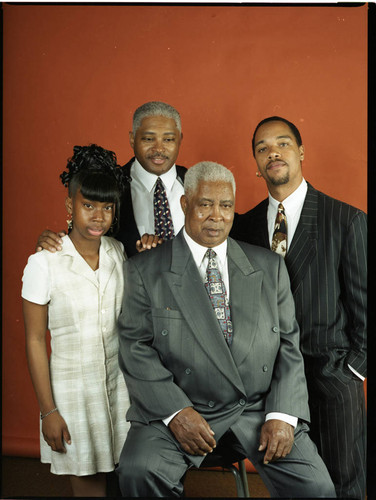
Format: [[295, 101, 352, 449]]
[[22, 145, 130, 496]]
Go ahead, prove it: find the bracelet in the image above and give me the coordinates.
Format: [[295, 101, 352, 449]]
[[41, 407, 58, 420]]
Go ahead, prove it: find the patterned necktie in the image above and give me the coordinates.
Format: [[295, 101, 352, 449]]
[[204, 249, 233, 345], [153, 177, 175, 240], [271, 203, 287, 257]]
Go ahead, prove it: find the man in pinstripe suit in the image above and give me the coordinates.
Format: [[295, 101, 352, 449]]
[[231, 117, 367, 499]]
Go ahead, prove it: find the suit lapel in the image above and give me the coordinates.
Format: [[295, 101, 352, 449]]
[[252, 199, 270, 248], [120, 158, 141, 242], [232, 199, 269, 248], [226, 238, 263, 367], [285, 184, 318, 293], [163, 233, 246, 394]]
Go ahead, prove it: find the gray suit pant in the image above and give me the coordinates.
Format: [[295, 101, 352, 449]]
[[116, 421, 336, 498]]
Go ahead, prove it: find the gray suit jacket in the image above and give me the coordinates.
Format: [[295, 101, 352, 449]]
[[118, 231, 310, 460]]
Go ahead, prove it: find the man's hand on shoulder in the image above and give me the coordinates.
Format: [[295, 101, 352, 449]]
[[36, 230, 66, 253], [168, 407, 216, 456], [258, 419, 294, 464], [136, 233, 164, 253]]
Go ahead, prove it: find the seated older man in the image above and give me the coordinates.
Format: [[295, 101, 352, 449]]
[[116, 161, 336, 498]]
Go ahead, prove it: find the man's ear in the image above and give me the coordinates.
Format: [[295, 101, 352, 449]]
[[65, 196, 73, 214], [129, 131, 135, 149], [299, 145, 305, 161], [180, 194, 188, 214]]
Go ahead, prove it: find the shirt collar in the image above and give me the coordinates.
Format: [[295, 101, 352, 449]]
[[183, 228, 228, 267], [268, 178, 307, 214], [133, 158, 178, 193], [61, 234, 111, 257]]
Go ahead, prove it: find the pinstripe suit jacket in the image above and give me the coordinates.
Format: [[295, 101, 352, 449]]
[[118, 231, 310, 464], [231, 183, 367, 397]]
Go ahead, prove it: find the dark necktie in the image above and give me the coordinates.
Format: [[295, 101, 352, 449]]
[[271, 203, 287, 257], [153, 177, 175, 240], [204, 249, 233, 345]]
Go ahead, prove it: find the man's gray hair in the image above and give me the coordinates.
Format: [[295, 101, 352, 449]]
[[132, 101, 182, 134], [184, 161, 236, 196]]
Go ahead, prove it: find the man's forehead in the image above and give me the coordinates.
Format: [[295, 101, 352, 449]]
[[256, 120, 293, 136], [195, 180, 234, 197], [255, 134, 293, 146]]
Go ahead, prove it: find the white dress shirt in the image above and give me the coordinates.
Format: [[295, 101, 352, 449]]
[[130, 159, 185, 237], [267, 178, 364, 382], [267, 178, 307, 249], [163, 230, 297, 428], [183, 229, 229, 297]]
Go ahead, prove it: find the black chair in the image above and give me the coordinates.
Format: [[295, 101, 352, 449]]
[[197, 447, 250, 497]]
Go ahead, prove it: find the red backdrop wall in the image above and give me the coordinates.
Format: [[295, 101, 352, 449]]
[[3, 4, 367, 457]]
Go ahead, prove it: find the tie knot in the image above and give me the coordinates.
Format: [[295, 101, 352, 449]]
[[278, 203, 285, 213], [205, 248, 216, 260]]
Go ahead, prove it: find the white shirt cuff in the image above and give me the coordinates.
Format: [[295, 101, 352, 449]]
[[348, 364, 365, 381], [163, 409, 182, 426], [266, 412, 298, 428]]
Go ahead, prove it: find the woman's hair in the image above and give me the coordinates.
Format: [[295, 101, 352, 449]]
[[60, 144, 125, 235]]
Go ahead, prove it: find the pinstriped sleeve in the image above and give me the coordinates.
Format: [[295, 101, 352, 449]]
[[342, 210, 367, 377]]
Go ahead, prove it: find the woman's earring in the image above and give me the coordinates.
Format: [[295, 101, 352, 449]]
[[67, 214, 73, 232], [256, 172, 262, 178]]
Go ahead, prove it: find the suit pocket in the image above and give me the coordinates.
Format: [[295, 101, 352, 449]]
[[151, 308, 185, 351], [151, 307, 184, 320], [151, 308, 194, 370]]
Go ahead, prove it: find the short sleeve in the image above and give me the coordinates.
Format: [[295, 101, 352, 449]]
[[21, 252, 50, 304]]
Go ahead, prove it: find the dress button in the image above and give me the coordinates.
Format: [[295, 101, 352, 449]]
[[239, 399, 246, 406], [208, 401, 215, 408], [272, 326, 278, 333], [102, 327, 107, 332], [263, 365, 268, 372], [102, 309, 106, 314], [185, 368, 191, 375], [161, 330, 168, 336]]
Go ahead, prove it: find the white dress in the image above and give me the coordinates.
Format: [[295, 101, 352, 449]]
[[22, 235, 130, 476]]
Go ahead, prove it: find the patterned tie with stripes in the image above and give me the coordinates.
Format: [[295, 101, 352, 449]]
[[153, 177, 175, 240], [271, 202, 287, 257], [204, 249, 233, 345]]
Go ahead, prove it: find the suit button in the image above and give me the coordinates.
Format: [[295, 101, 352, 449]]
[[185, 368, 191, 375], [272, 326, 278, 333], [239, 399, 246, 406], [208, 401, 215, 408], [161, 330, 168, 336], [263, 365, 268, 372]]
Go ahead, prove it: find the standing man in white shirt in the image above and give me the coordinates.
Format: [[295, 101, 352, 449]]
[[117, 101, 186, 256], [36, 101, 186, 257], [231, 116, 367, 500]]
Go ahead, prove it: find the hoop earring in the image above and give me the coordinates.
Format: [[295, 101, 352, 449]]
[[256, 172, 262, 178], [67, 214, 73, 232]]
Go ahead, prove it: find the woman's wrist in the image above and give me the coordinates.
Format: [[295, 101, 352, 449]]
[[40, 407, 58, 420]]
